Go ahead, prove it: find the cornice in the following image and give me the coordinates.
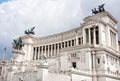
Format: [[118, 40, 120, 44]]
[[21, 34, 38, 40], [84, 12, 117, 24], [12, 49, 25, 55], [60, 45, 91, 52], [81, 19, 107, 27], [38, 26, 82, 40], [94, 46, 120, 57]]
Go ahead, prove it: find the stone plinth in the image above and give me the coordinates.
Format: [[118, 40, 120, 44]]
[[12, 49, 25, 62], [37, 62, 49, 81]]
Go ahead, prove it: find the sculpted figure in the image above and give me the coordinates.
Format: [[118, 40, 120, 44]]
[[92, 8, 99, 14], [25, 26, 35, 35], [98, 4, 105, 12], [13, 37, 24, 50], [92, 4, 105, 14]]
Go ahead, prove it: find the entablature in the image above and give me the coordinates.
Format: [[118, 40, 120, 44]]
[[34, 27, 82, 45]]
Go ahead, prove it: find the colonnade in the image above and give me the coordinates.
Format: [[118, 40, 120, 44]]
[[85, 26, 99, 45], [33, 37, 83, 60]]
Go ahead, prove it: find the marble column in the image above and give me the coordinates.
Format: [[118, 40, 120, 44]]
[[76, 32, 78, 46], [99, 26, 102, 45], [44, 46, 46, 57], [32, 47, 35, 60], [41, 46, 43, 58], [92, 53, 96, 70], [49, 45, 51, 57], [47, 45, 50, 58], [60, 43, 62, 49], [91, 50, 96, 69], [54, 44, 56, 56], [34, 47, 37, 60], [38, 47, 40, 60], [89, 28, 91, 44], [92, 51, 97, 81], [114, 33, 116, 48], [62, 42, 64, 48], [81, 37, 83, 44], [93, 28, 96, 45], [110, 32, 112, 46], [57, 44, 59, 55], [51, 45, 53, 56], [67, 41, 69, 47], [71, 40, 72, 46], [63, 42, 65, 48], [74, 39, 76, 46], [113, 33, 114, 47], [111, 32, 113, 47], [40, 47, 42, 59]]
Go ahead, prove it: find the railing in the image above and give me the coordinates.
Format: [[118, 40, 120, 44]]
[[69, 53, 80, 60]]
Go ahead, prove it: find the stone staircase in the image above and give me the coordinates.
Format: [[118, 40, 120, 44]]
[[0, 78, 7, 81], [49, 73, 70, 81]]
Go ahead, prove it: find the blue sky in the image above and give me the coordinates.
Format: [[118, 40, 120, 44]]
[[0, 0, 9, 3], [0, 0, 120, 60]]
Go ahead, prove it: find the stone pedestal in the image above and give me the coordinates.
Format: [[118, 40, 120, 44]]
[[7, 66, 17, 81], [12, 49, 25, 62], [12, 49, 26, 72], [37, 62, 49, 81], [92, 70, 97, 81]]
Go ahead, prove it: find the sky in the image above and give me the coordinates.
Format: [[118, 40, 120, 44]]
[[0, 0, 120, 60], [0, 0, 9, 3]]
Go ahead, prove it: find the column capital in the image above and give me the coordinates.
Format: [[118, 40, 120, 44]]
[[91, 51, 96, 55]]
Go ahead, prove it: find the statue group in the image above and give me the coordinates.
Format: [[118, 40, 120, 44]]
[[92, 4, 105, 14], [25, 26, 35, 35], [13, 27, 35, 50], [13, 37, 24, 50]]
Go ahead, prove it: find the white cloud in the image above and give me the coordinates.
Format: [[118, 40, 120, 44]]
[[0, 0, 120, 59], [0, 0, 82, 45], [0, 0, 83, 59], [1, 0, 119, 45]]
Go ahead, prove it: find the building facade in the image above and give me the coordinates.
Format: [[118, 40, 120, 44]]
[[0, 11, 120, 81], [118, 41, 120, 51]]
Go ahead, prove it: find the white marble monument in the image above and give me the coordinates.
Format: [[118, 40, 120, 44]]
[[0, 8, 120, 81]]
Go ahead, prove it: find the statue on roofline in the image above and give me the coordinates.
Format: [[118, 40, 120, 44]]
[[13, 37, 24, 50], [98, 4, 105, 12], [25, 26, 35, 35], [92, 4, 105, 14], [92, 8, 99, 14]]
